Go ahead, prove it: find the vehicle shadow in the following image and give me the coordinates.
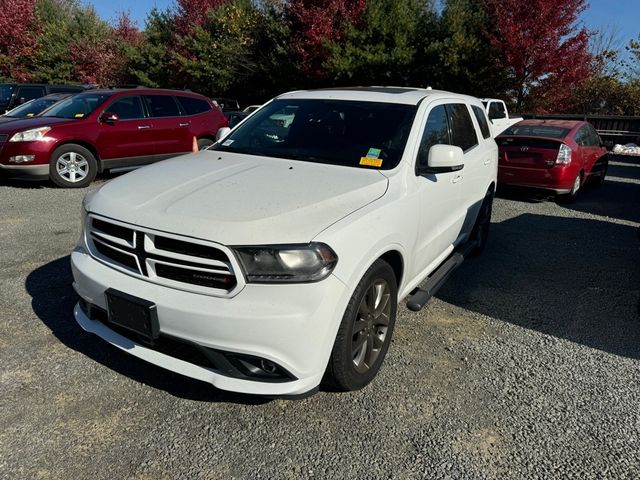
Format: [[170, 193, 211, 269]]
[[25, 256, 271, 405], [438, 213, 640, 359], [560, 154, 640, 225]]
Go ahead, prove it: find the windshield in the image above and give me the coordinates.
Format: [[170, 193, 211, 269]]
[[4, 97, 62, 118], [213, 99, 417, 169], [0, 84, 14, 104], [42, 93, 111, 119], [503, 124, 571, 139]]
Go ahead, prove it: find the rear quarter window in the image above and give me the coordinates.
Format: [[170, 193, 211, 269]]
[[472, 105, 491, 139], [177, 96, 212, 115]]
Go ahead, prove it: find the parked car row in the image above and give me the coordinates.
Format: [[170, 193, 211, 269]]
[[0, 82, 94, 113]]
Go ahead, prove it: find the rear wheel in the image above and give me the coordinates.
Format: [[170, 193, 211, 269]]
[[49, 144, 97, 188], [325, 259, 398, 391], [557, 173, 582, 203]]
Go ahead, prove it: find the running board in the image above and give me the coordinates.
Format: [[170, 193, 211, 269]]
[[406, 241, 477, 312]]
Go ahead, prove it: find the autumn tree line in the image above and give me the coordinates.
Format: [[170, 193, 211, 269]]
[[2, 0, 640, 114]]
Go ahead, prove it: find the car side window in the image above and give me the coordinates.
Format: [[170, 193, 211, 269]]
[[471, 105, 491, 139], [106, 96, 145, 120], [417, 105, 450, 166], [145, 95, 181, 118], [488, 101, 506, 120], [447, 104, 478, 152], [177, 96, 212, 115], [588, 125, 601, 147], [574, 126, 590, 147]]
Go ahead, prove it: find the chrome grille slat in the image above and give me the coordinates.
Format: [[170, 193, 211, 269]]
[[86, 215, 239, 295]]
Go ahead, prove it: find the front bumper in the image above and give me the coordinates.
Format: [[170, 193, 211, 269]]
[[0, 140, 52, 178], [71, 249, 351, 396]]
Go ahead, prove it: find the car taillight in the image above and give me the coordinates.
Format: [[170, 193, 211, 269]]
[[555, 143, 572, 165]]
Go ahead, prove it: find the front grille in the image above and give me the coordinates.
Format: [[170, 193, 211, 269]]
[[86, 215, 239, 295]]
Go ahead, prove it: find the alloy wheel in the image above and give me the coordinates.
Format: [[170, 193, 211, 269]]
[[351, 278, 391, 374], [56, 152, 88, 183]]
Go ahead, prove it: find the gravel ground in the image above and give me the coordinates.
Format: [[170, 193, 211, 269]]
[[1, 156, 639, 479]]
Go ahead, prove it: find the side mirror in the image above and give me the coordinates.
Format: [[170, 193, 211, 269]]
[[216, 126, 231, 142], [417, 145, 464, 175], [100, 112, 119, 123]]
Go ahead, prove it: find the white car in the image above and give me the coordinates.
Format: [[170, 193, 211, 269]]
[[71, 87, 498, 397]]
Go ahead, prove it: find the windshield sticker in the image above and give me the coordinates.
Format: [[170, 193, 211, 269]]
[[366, 148, 382, 159], [222, 139, 234, 146], [74, 113, 84, 118], [360, 157, 383, 168]]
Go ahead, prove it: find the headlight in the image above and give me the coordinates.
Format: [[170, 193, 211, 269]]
[[9, 126, 52, 142], [234, 243, 338, 283]]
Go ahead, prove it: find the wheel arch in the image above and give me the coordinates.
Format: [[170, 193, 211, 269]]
[[379, 250, 404, 290]]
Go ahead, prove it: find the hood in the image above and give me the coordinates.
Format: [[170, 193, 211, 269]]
[[87, 151, 389, 245], [0, 116, 76, 134], [0, 116, 20, 124]]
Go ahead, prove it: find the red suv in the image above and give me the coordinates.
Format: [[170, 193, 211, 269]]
[[497, 120, 608, 201], [0, 89, 227, 187]]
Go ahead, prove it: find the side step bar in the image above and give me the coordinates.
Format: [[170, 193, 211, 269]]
[[406, 241, 477, 312]]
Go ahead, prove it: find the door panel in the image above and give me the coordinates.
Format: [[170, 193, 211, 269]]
[[144, 95, 193, 155], [411, 102, 465, 280], [96, 95, 154, 163]]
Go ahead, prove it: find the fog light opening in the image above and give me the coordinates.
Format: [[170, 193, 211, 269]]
[[260, 359, 277, 374], [9, 155, 36, 163]]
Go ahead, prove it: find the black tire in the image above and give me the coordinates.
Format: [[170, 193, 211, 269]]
[[470, 192, 493, 257], [197, 138, 214, 151], [49, 144, 97, 188], [325, 259, 398, 391], [589, 157, 608, 188], [557, 172, 582, 204]]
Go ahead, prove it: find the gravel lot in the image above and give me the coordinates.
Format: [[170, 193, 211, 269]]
[[1, 156, 639, 479]]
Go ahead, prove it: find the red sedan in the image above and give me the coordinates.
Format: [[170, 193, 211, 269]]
[[496, 120, 608, 201]]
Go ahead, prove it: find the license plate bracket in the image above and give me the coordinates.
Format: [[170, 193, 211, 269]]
[[105, 289, 159, 342]]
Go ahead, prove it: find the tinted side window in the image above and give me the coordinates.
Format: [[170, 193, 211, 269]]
[[488, 101, 506, 120], [588, 125, 601, 146], [472, 105, 491, 139], [417, 105, 450, 166], [145, 95, 180, 117], [177, 96, 212, 115], [574, 126, 590, 147], [447, 104, 478, 151], [17, 86, 45, 103], [106, 96, 145, 120]]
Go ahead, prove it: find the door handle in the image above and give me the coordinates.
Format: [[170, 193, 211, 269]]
[[483, 158, 491, 165], [452, 174, 463, 184], [138, 125, 151, 130], [179, 123, 190, 127]]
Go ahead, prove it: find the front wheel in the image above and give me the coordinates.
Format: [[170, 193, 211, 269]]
[[49, 144, 97, 188], [325, 259, 398, 391]]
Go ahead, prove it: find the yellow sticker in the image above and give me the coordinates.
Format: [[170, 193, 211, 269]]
[[26, 113, 34, 117], [74, 113, 84, 118], [359, 157, 383, 167]]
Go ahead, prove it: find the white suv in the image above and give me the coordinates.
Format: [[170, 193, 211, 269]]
[[71, 87, 497, 397]]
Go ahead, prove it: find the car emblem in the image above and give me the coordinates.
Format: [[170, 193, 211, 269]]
[[520, 146, 529, 152]]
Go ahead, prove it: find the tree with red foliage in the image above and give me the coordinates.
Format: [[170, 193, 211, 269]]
[[176, 0, 227, 34], [481, 0, 592, 112], [0, 0, 39, 80], [288, 0, 366, 77]]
